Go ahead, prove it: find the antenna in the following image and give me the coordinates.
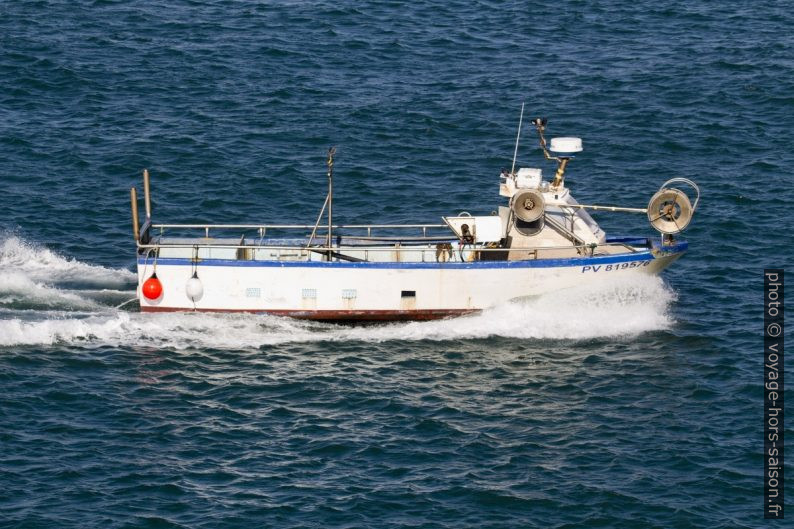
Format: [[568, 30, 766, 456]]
[[510, 102, 525, 176]]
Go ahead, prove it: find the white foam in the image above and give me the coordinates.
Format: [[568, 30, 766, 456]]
[[0, 234, 136, 310], [0, 311, 313, 348], [333, 273, 675, 342], [0, 234, 136, 287], [0, 271, 102, 310], [0, 274, 675, 348]]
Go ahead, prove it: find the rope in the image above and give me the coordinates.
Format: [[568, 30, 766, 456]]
[[190, 245, 200, 311], [115, 297, 138, 310]]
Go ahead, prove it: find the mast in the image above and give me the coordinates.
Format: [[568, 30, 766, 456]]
[[326, 147, 336, 260]]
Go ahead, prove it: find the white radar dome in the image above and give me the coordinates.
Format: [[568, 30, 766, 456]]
[[549, 137, 583, 154]]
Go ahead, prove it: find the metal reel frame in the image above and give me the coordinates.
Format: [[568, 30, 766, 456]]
[[647, 178, 700, 235]]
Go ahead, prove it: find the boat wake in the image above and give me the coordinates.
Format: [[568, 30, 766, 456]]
[[0, 235, 136, 312], [0, 235, 676, 349], [0, 234, 136, 287]]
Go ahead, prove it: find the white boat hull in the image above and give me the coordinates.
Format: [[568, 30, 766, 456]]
[[137, 240, 686, 321]]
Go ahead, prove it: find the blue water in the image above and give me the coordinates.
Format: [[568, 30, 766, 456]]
[[1, 1, 791, 527]]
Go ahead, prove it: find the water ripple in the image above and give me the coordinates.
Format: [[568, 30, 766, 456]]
[[1, 0, 788, 527]]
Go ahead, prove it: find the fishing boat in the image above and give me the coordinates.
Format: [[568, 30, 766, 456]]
[[130, 114, 699, 321]]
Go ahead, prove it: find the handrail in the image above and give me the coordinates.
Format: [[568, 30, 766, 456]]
[[136, 241, 642, 254], [333, 236, 455, 242], [151, 223, 448, 230]]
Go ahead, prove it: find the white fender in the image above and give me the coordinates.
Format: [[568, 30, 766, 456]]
[[185, 273, 204, 303]]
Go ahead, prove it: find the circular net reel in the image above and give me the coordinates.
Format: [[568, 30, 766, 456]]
[[647, 188, 693, 234], [511, 189, 545, 222]]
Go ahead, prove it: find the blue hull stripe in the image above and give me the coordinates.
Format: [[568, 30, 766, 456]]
[[138, 240, 687, 270]]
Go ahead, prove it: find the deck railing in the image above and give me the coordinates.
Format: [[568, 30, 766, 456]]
[[150, 223, 449, 239], [137, 222, 647, 261], [136, 240, 644, 256]]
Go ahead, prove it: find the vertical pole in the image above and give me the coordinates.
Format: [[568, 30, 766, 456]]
[[552, 157, 569, 189], [130, 187, 140, 241], [143, 169, 152, 219], [326, 147, 336, 261]]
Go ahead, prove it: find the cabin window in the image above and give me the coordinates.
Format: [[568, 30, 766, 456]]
[[246, 287, 261, 298], [301, 288, 317, 299], [401, 290, 416, 298], [342, 289, 357, 299]]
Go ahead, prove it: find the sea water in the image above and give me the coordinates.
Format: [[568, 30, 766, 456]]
[[1, 1, 791, 527]]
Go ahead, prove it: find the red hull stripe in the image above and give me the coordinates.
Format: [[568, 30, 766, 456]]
[[139, 306, 478, 321]]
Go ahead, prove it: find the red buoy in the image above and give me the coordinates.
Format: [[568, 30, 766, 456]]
[[142, 272, 163, 300]]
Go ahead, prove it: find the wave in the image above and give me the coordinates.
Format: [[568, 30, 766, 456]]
[[0, 271, 103, 310], [333, 273, 676, 342], [0, 234, 136, 287], [0, 274, 675, 348], [0, 234, 137, 311]]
